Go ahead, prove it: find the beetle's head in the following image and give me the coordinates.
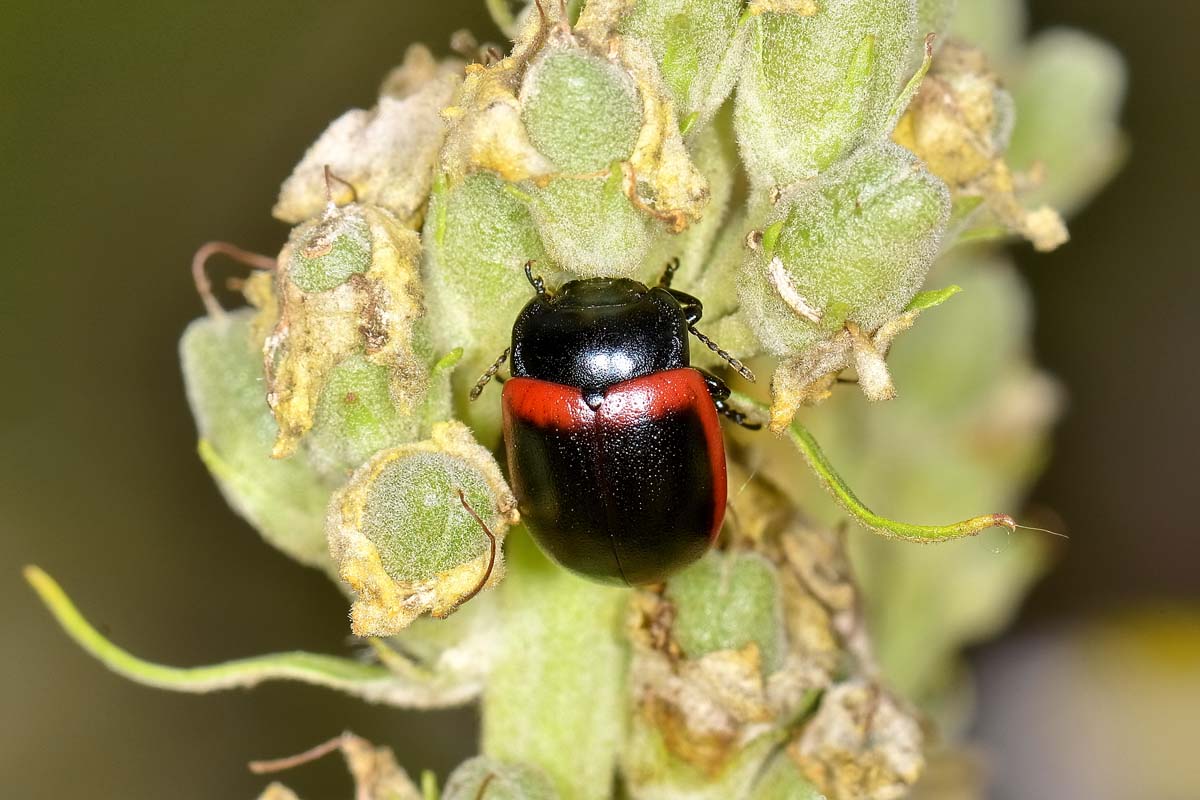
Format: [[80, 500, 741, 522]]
[[552, 277, 649, 309]]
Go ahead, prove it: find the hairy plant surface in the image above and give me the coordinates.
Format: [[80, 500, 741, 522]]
[[29, 0, 1125, 797]]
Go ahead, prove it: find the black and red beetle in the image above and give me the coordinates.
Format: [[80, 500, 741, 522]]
[[471, 261, 757, 585]]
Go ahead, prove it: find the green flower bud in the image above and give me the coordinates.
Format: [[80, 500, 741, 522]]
[[602, 0, 745, 128], [180, 309, 333, 572], [286, 207, 372, 294], [949, 0, 1026, 69], [667, 551, 784, 672], [520, 47, 643, 172], [1007, 28, 1128, 215], [738, 141, 949, 355], [735, 0, 918, 189], [303, 354, 423, 481], [624, 502, 857, 793], [327, 421, 517, 636], [527, 170, 654, 277], [443, 756, 560, 800], [266, 203, 427, 458], [274, 45, 463, 228], [422, 172, 547, 443]]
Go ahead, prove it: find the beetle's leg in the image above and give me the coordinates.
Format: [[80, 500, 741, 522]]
[[689, 326, 756, 383], [657, 258, 705, 323], [655, 257, 708, 323], [698, 369, 761, 430], [699, 369, 730, 400], [524, 260, 547, 296], [657, 256, 681, 288], [469, 348, 510, 401]]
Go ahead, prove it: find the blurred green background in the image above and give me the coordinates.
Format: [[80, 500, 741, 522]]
[[1, 2, 1195, 798]]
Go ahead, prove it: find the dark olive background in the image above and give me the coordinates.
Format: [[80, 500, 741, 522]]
[[1, 2, 1194, 797]]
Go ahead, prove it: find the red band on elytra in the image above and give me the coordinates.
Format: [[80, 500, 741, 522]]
[[502, 368, 727, 542]]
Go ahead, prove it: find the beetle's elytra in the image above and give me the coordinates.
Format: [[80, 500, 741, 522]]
[[473, 262, 756, 585]]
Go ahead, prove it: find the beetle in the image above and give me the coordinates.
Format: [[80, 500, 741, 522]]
[[471, 260, 757, 585]]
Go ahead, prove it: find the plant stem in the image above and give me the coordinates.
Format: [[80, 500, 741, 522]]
[[482, 530, 630, 799]]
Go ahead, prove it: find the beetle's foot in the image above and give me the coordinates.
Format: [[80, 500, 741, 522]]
[[714, 398, 762, 430]]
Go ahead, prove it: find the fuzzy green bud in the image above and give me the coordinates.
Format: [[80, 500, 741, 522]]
[[327, 421, 517, 635], [421, 172, 547, 443], [735, 0, 918, 189], [518, 46, 658, 277], [528, 170, 654, 277], [286, 208, 372, 293], [303, 355, 423, 481], [608, 0, 745, 128], [521, 47, 643, 172], [667, 551, 785, 672], [738, 141, 949, 357], [1008, 29, 1127, 215]]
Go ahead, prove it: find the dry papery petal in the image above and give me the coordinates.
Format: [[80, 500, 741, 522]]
[[893, 41, 1068, 252], [265, 204, 426, 458], [790, 681, 925, 800]]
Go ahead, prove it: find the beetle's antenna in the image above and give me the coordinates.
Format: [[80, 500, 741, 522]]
[[469, 348, 510, 401], [657, 257, 681, 288], [191, 241, 277, 319], [524, 260, 547, 295], [689, 326, 756, 383], [456, 489, 498, 607], [323, 165, 358, 205]]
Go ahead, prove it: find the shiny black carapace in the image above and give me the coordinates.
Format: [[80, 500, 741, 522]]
[[472, 262, 757, 585]]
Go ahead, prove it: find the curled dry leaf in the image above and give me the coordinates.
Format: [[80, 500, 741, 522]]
[[790, 681, 925, 800], [275, 45, 464, 228], [893, 42, 1068, 251], [767, 287, 961, 430], [264, 203, 426, 458]]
